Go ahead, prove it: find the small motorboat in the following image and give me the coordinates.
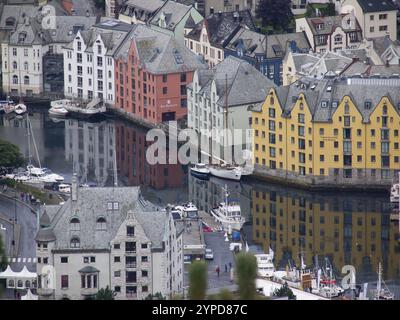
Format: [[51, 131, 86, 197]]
[[3, 103, 15, 114], [0, 99, 14, 114], [14, 103, 27, 115], [171, 202, 199, 219], [190, 163, 210, 180], [49, 105, 69, 117]]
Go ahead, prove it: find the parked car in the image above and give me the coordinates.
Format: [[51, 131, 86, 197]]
[[205, 248, 214, 260]]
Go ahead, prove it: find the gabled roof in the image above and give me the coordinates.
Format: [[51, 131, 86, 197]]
[[150, 0, 193, 31], [194, 56, 276, 107], [356, 0, 397, 12], [118, 24, 206, 74], [306, 14, 362, 35], [186, 10, 256, 48]]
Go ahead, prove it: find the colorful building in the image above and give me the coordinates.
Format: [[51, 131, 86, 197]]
[[251, 74, 400, 187], [114, 24, 206, 124]]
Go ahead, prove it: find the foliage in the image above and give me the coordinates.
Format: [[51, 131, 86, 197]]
[[0, 234, 6, 272], [235, 252, 257, 300], [0, 139, 24, 168], [273, 282, 296, 300], [93, 0, 105, 10], [188, 261, 207, 300], [306, 3, 336, 17], [256, 0, 293, 32], [95, 286, 115, 300], [145, 292, 166, 300], [218, 288, 234, 300]]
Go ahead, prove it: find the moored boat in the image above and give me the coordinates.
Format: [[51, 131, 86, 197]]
[[208, 164, 242, 181], [190, 163, 210, 180], [14, 103, 27, 115]]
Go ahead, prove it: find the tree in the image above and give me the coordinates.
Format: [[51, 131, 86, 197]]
[[0, 234, 7, 298], [188, 261, 207, 300], [145, 292, 166, 300], [95, 286, 115, 300], [235, 252, 257, 300], [273, 282, 296, 300], [0, 139, 24, 168], [256, 0, 293, 32]]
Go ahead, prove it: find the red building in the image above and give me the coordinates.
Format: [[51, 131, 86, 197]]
[[115, 123, 187, 189], [115, 24, 206, 124]]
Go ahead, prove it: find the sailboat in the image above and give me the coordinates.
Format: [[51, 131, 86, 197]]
[[374, 262, 394, 300]]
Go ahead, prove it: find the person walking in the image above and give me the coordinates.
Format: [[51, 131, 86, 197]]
[[229, 261, 232, 272], [224, 264, 228, 273], [216, 265, 220, 277]]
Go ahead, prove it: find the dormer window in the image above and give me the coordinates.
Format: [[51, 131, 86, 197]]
[[321, 100, 328, 108], [70, 237, 80, 248], [96, 217, 107, 230], [77, 41, 81, 51], [70, 218, 80, 231], [364, 101, 371, 109], [316, 23, 324, 30], [332, 101, 338, 108]]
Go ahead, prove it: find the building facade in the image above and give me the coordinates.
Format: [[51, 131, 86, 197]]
[[341, 0, 398, 41], [114, 24, 206, 124], [35, 183, 184, 300], [252, 75, 400, 187], [188, 56, 275, 164], [63, 20, 133, 104], [184, 10, 256, 68], [296, 13, 363, 53]]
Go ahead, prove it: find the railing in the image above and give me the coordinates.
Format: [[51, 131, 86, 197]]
[[126, 292, 137, 299], [126, 263, 137, 268]]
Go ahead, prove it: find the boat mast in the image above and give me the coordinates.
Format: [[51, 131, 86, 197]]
[[377, 262, 382, 298], [27, 116, 31, 166], [224, 73, 228, 165], [28, 116, 41, 168]]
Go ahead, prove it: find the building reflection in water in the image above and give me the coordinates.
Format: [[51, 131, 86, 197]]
[[64, 119, 116, 186], [250, 182, 400, 282], [115, 122, 187, 190]]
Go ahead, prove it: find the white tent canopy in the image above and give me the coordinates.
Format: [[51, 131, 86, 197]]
[[21, 289, 38, 300], [0, 265, 37, 289], [0, 265, 18, 278]]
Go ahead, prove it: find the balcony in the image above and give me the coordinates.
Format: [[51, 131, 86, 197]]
[[37, 288, 54, 296], [81, 287, 98, 296], [126, 262, 137, 269], [126, 292, 137, 299]]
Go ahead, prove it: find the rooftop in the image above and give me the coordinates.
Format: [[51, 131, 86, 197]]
[[150, 0, 193, 31], [356, 0, 397, 12], [305, 14, 362, 35]]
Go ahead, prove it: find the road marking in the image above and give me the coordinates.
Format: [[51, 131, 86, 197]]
[[22, 258, 26, 263], [27, 258, 31, 263], [12, 258, 16, 263], [17, 258, 21, 262]]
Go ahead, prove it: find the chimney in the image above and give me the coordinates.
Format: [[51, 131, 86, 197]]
[[385, 59, 390, 67], [71, 173, 78, 201]]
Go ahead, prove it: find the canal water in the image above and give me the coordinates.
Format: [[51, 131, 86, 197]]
[[1, 109, 399, 296]]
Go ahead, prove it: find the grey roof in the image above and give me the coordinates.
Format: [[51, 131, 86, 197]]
[[292, 53, 320, 72], [266, 32, 311, 58], [196, 56, 276, 107], [40, 210, 51, 228], [7, 15, 98, 46], [150, 0, 193, 31], [305, 15, 362, 35], [225, 27, 266, 58], [186, 10, 256, 48], [184, 14, 196, 29], [356, 0, 397, 12], [342, 62, 400, 77], [67, 20, 134, 56], [35, 186, 176, 252], [257, 75, 400, 123], [117, 24, 206, 74], [119, 0, 164, 19], [79, 266, 100, 273], [369, 35, 400, 57]]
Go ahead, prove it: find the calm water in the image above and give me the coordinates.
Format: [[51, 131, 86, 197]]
[[1, 109, 399, 293]]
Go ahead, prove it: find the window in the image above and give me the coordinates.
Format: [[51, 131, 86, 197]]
[[163, 87, 167, 94], [12, 75, 18, 84], [61, 257, 68, 263], [70, 218, 80, 231], [141, 243, 148, 249], [162, 74, 167, 82], [180, 84, 186, 95], [180, 73, 186, 82], [97, 56, 103, 67], [61, 275, 69, 289], [96, 217, 107, 230], [141, 256, 148, 263], [114, 256, 121, 263], [24, 76, 29, 85], [379, 26, 388, 31], [379, 14, 387, 20], [127, 226, 134, 237], [70, 237, 80, 248], [114, 243, 120, 249], [142, 270, 148, 277], [142, 285, 148, 292], [77, 53, 82, 63]]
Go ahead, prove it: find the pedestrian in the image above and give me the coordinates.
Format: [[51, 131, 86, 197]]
[[20, 192, 24, 201], [229, 261, 232, 272], [230, 267, 234, 283], [216, 265, 220, 277], [225, 264, 228, 273]]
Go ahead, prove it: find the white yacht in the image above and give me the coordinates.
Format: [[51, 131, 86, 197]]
[[210, 186, 245, 231], [190, 163, 210, 180], [256, 253, 275, 278], [374, 262, 394, 300], [208, 164, 242, 181], [49, 105, 69, 117], [171, 202, 198, 219]]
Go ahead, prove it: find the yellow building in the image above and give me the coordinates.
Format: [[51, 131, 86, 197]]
[[252, 76, 400, 186], [251, 183, 400, 280]]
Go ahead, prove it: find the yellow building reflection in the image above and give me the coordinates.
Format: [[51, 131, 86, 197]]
[[251, 183, 400, 281]]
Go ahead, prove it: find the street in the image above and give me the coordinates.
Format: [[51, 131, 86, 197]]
[[0, 194, 37, 272]]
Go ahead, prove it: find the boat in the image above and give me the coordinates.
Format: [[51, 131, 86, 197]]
[[65, 98, 106, 119], [190, 163, 210, 180], [3, 103, 15, 114], [14, 103, 27, 115], [390, 173, 399, 204], [208, 164, 242, 181], [50, 99, 72, 108], [171, 202, 199, 219], [0, 99, 14, 114], [49, 105, 69, 117], [210, 185, 245, 231], [256, 249, 275, 278], [374, 262, 394, 300]]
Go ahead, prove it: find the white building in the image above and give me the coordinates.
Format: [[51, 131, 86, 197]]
[[64, 119, 116, 187], [63, 19, 133, 105], [296, 13, 363, 53], [35, 183, 184, 300], [1, 13, 96, 96], [341, 0, 398, 41], [105, 0, 117, 18], [187, 56, 275, 164]]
